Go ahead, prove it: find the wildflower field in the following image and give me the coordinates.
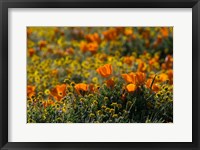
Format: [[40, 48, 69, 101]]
[[27, 27, 173, 123]]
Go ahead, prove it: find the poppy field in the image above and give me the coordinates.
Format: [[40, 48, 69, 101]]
[[27, 27, 173, 123]]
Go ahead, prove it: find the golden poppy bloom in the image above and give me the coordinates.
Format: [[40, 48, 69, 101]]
[[136, 72, 146, 85], [157, 73, 169, 82], [38, 40, 47, 49], [160, 27, 169, 38], [122, 72, 146, 86], [27, 28, 32, 36], [85, 33, 101, 44], [146, 79, 160, 93], [152, 84, 160, 92], [43, 99, 54, 108], [153, 34, 162, 48], [27, 85, 36, 98], [167, 69, 173, 84], [126, 84, 137, 93], [121, 72, 136, 84], [123, 56, 134, 66], [124, 28, 133, 36], [88, 84, 96, 93], [137, 61, 147, 72], [28, 48, 35, 57], [87, 42, 99, 54], [75, 83, 88, 95], [50, 84, 66, 101], [80, 41, 98, 54], [80, 41, 88, 53], [103, 28, 118, 41], [96, 64, 112, 78]]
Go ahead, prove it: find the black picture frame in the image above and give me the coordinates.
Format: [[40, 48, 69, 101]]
[[0, 0, 199, 149]]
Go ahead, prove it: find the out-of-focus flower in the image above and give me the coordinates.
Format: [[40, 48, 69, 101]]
[[162, 55, 173, 70], [50, 84, 66, 101], [160, 27, 169, 38], [96, 64, 112, 78], [122, 72, 146, 86], [122, 72, 136, 84], [153, 34, 162, 48], [126, 84, 137, 93], [27, 28, 32, 36], [28, 48, 35, 57], [85, 33, 101, 44], [124, 28, 133, 36], [80, 41, 88, 53], [65, 47, 74, 55], [103, 28, 118, 41], [80, 41, 99, 54], [38, 40, 47, 49], [146, 79, 160, 92], [75, 83, 88, 95], [43, 99, 54, 108], [167, 69, 173, 84], [27, 85, 36, 98], [137, 61, 147, 72], [157, 73, 169, 82], [136, 72, 146, 85], [123, 56, 134, 66], [87, 42, 99, 54]]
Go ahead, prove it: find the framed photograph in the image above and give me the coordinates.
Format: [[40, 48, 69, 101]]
[[0, 0, 199, 149]]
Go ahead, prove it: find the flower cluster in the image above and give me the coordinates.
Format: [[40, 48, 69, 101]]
[[27, 27, 173, 123]]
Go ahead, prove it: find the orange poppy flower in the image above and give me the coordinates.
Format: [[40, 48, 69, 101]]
[[146, 79, 160, 93], [161, 63, 167, 70], [43, 99, 54, 108], [103, 28, 118, 41], [152, 84, 160, 92], [80, 41, 88, 53], [27, 28, 32, 36], [85, 33, 101, 44], [121, 72, 136, 84], [80, 41, 98, 54], [96, 64, 112, 78], [28, 48, 35, 57], [124, 28, 133, 36], [87, 42, 99, 54], [50, 84, 66, 101], [38, 40, 47, 49], [153, 34, 162, 48], [75, 83, 88, 95], [146, 79, 152, 88], [137, 61, 147, 72], [136, 72, 146, 85], [27, 85, 36, 98], [168, 69, 173, 84], [88, 84, 95, 93], [116, 27, 125, 34], [123, 56, 134, 66], [122, 72, 146, 86], [165, 55, 173, 63], [157, 73, 169, 82], [160, 27, 169, 38], [126, 84, 137, 93]]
